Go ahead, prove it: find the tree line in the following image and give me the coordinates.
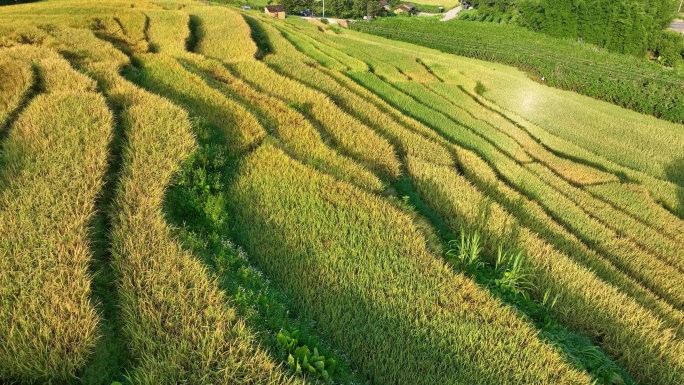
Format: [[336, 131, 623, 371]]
[[469, 0, 684, 66]]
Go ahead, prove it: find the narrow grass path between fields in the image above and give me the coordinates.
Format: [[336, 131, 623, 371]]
[[80, 90, 129, 385]]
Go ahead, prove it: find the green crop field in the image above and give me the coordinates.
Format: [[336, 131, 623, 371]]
[[0, 1, 683, 384]]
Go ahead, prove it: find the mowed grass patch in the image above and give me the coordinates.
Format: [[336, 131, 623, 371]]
[[229, 143, 590, 385], [107, 77, 297, 384], [406, 156, 684, 385], [0, 91, 112, 381]]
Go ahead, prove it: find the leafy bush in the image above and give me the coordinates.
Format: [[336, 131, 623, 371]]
[[277, 330, 337, 381]]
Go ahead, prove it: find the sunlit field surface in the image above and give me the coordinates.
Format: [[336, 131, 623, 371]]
[[0, 1, 682, 384]]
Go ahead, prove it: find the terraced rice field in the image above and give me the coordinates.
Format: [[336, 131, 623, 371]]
[[0, 1, 682, 384]]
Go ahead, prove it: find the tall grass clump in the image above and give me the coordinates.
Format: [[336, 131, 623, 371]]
[[107, 78, 296, 384], [0, 91, 111, 381], [229, 143, 590, 385], [406, 156, 684, 385]]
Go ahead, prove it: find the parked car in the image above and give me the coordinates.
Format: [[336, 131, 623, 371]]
[[297, 9, 313, 16]]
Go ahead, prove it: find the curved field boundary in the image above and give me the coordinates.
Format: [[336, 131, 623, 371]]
[[352, 22, 684, 123], [192, 57, 385, 192], [261, 18, 684, 333], [143, 9, 190, 54], [407, 156, 684, 385], [230, 59, 401, 180], [188, 6, 257, 62], [260, 21, 453, 166], [107, 76, 296, 384], [230, 143, 590, 385]]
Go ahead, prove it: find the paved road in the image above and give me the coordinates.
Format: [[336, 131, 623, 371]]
[[440, 5, 462, 21], [671, 21, 684, 34]]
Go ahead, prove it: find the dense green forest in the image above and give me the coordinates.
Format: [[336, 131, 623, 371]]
[[468, 0, 684, 65]]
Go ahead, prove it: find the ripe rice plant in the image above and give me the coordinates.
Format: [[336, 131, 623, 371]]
[[391, 80, 532, 163], [37, 54, 98, 93], [587, 183, 684, 245], [230, 59, 401, 179], [256, 20, 452, 166], [484, 103, 684, 217], [191, 57, 384, 192], [90, 14, 148, 54], [143, 9, 190, 54], [527, 163, 684, 273], [131, 53, 265, 154], [277, 28, 347, 72], [274, 21, 368, 72], [45, 25, 130, 81], [350, 68, 684, 310], [107, 77, 297, 384], [230, 143, 590, 385], [454, 147, 684, 335], [0, 90, 111, 381], [188, 6, 257, 62], [426, 82, 618, 186], [0, 52, 33, 128], [406, 155, 684, 385]]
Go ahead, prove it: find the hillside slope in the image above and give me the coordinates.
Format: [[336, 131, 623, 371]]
[[0, 1, 683, 384]]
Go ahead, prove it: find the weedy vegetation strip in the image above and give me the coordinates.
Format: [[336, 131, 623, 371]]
[[406, 155, 684, 385], [229, 143, 591, 385], [0, 73, 111, 380], [107, 76, 297, 384]]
